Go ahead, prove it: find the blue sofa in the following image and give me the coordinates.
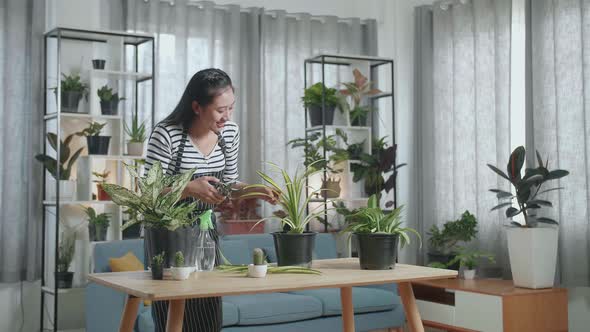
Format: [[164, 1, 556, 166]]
[[86, 234, 405, 331]]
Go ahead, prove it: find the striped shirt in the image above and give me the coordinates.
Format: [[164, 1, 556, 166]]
[[144, 121, 240, 183]]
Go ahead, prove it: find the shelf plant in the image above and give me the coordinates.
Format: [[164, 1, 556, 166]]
[[76, 121, 110, 155], [124, 112, 147, 156], [93, 170, 111, 201], [82, 206, 110, 242], [56, 230, 76, 288], [54, 72, 89, 113], [302, 82, 340, 126], [338, 69, 382, 126], [97, 85, 125, 115]]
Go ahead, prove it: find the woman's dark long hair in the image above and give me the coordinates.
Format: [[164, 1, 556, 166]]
[[162, 68, 234, 129]]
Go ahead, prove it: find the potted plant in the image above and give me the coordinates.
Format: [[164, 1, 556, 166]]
[[151, 251, 165, 280], [122, 208, 142, 239], [92, 170, 111, 200], [35, 132, 83, 201], [342, 194, 420, 270], [92, 59, 106, 70], [97, 85, 125, 115], [488, 146, 569, 288], [56, 230, 76, 288], [82, 206, 110, 241], [125, 113, 147, 156], [302, 82, 340, 126], [77, 121, 110, 155], [171, 251, 193, 280], [446, 247, 495, 280], [242, 162, 326, 267], [339, 69, 382, 126], [54, 72, 89, 113], [427, 210, 478, 270], [102, 162, 201, 269], [216, 198, 264, 235], [248, 248, 268, 278]]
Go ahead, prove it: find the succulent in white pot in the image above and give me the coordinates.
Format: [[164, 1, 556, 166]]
[[125, 112, 147, 156], [248, 248, 268, 278], [170, 251, 193, 280]]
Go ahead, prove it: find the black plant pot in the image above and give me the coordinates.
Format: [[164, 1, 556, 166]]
[[144, 224, 200, 269], [86, 136, 111, 155], [427, 252, 460, 271], [122, 221, 141, 239], [88, 224, 108, 242], [100, 100, 119, 115], [356, 233, 399, 270], [60, 91, 84, 113], [92, 59, 106, 70], [308, 105, 335, 127], [351, 116, 367, 127], [272, 231, 316, 267], [55, 271, 74, 288], [151, 263, 163, 280]]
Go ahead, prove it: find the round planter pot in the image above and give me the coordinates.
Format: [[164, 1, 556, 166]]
[[55, 271, 74, 288], [96, 184, 110, 200], [144, 224, 200, 269], [272, 231, 317, 267], [92, 59, 106, 70], [59, 91, 84, 113], [507, 227, 558, 289], [88, 224, 108, 242], [86, 136, 111, 155], [248, 264, 268, 278], [427, 252, 460, 271], [100, 100, 119, 115], [151, 264, 163, 280], [122, 221, 141, 239], [308, 105, 335, 127], [350, 116, 367, 127], [126, 142, 144, 156], [171, 267, 193, 280], [356, 233, 399, 270], [463, 269, 476, 280]]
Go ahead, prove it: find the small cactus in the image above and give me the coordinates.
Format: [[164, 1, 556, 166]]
[[152, 251, 165, 266], [252, 248, 265, 266], [174, 251, 185, 267]]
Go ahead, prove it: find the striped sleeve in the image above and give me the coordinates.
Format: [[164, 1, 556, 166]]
[[144, 124, 173, 175], [222, 125, 239, 183]]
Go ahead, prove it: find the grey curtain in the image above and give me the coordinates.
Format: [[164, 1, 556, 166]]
[[531, 0, 590, 286], [0, 0, 45, 282], [414, 0, 512, 274]]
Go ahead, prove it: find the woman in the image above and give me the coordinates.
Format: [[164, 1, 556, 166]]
[[144, 68, 276, 331]]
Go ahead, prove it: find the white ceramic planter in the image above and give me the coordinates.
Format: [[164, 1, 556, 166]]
[[248, 264, 268, 278], [170, 267, 193, 280], [47, 179, 76, 201], [127, 142, 144, 156], [463, 269, 476, 280], [507, 227, 558, 289]]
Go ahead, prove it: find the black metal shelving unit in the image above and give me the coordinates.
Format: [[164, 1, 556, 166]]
[[41, 27, 155, 332], [303, 54, 396, 233]]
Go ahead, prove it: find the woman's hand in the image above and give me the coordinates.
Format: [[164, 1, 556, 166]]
[[237, 185, 279, 205], [184, 176, 225, 204]]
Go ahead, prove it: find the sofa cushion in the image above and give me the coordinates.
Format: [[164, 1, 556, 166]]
[[135, 300, 240, 330], [93, 239, 144, 273], [109, 251, 144, 272], [290, 287, 399, 316], [223, 293, 323, 325], [220, 239, 250, 265]]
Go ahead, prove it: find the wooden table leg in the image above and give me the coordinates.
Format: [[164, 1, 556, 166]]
[[166, 299, 186, 332], [398, 282, 424, 332], [119, 295, 141, 332], [340, 286, 355, 332]]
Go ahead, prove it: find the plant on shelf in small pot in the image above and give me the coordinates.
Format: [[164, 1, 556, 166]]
[[122, 208, 142, 239], [242, 162, 326, 267], [125, 112, 147, 156], [97, 85, 125, 115], [77, 121, 110, 155], [342, 194, 420, 270], [92, 59, 106, 70], [54, 72, 89, 113], [247, 248, 268, 278], [171, 251, 193, 280], [488, 146, 569, 288], [445, 247, 495, 280], [302, 82, 340, 126], [427, 210, 478, 270], [35, 132, 84, 201], [92, 170, 111, 200], [338, 69, 382, 126], [56, 230, 76, 288], [82, 206, 110, 242], [151, 251, 165, 280]]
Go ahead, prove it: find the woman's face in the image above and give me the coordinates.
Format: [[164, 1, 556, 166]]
[[193, 87, 235, 133]]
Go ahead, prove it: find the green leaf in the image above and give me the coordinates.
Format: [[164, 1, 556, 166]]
[[536, 217, 558, 225], [505, 207, 520, 218], [507, 146, 525, 181], [536, 150, 544, 168], [546, 169, 569, 180], [527, 199, 552, 207], [491, 202, 513, 211], [487, 164, 511, 181]]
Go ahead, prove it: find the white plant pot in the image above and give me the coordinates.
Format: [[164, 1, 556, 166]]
[[507, 227, 558, 289], [463, 269, 476, 280], [127, 142, 144, 156], [47, 179, 76, 201], [170, 267, 193, 280], [248, 264, 267, 278]]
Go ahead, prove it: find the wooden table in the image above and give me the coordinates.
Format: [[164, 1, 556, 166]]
[[411, 279, 568, 332], [88, 258, 457, 332]]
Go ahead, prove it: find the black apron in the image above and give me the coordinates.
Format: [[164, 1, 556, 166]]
[[151, 130, 224, 332]]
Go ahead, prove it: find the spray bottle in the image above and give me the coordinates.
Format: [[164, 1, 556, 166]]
[[195, 209, 216, 271]]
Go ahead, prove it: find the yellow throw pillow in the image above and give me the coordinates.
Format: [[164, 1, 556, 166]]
[[108, 252, 151, 306]]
